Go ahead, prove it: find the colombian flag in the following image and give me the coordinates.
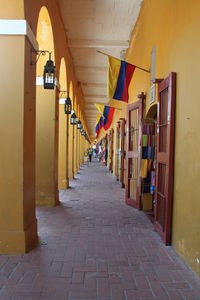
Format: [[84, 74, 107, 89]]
[[95, 115, 103, 137], [95, 104, 115, 131], [108, 56, 135, 102]]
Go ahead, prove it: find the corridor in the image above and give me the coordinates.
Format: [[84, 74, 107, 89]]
[[0, 162, 200, 300]]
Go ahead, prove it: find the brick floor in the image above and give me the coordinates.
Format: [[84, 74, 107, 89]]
[[0, 161, 200, 299]]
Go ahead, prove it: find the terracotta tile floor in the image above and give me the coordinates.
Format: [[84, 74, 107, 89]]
[[0, 161, 200, 299]]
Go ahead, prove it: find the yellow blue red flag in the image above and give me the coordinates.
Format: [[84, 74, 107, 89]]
[[107, 56, 135, 102], [95, 104, 115, 131]]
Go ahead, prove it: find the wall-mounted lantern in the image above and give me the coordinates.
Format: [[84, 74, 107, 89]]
[[31, 49, 56, 90], [81, 128, 85, 135], [64, 96, 72, 115], [70, 111, 78, 125], [77, 120, 82, 130]]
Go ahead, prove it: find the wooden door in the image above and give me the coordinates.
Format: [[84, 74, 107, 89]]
[[105, 134, 108, 165], [154, 72, 176, 245], [120, 118, 126, 188], [126, 99, 143, 208], [116, 122, 121, 180], [110, 129, 114, 173]]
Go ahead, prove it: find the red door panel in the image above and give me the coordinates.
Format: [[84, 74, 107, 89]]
[[120, 118, 126, 188], [154, 72, 176, 245]]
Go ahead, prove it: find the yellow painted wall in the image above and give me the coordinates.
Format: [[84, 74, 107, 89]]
[[105, 0, 200, 276], [24, 1, 89, 187], [0, 0, 89, 253], [68, 124, 74, 180], [74, 97, 78, 174], [35, 6, 58, 206], [0, 0, 24, 18], [68, 83, 74, 180], [58, 104, 67, 189], [0, 0, 37, 252], [35, 87, 57, 206], [58, 58, 68, 189]]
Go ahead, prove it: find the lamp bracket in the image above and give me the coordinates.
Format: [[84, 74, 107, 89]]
[[30, 48, 52, 66], [59, 90, 67, 98]]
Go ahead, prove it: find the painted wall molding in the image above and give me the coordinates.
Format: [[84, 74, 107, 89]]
[[59, 98, 66, 104], [0, 19, 38, 50]]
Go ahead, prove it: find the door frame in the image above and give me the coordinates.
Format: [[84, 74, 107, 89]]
[[115, 121, 120, 180], [154, 72, 176, 245], [120, 118, 126, 188], [110, 128, 114, 173], [125, 97, 144, 209]]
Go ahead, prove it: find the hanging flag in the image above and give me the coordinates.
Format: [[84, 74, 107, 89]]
[[102, 106, 115, 130], [108, 56, 136, 102], [95, 104, 115, 131], [95, 114, 103, 137], [95, 104, 105, 116]]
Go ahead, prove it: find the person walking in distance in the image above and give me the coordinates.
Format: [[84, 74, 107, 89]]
[[88, 147, 93, 162]]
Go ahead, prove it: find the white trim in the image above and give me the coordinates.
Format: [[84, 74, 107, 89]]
[[59, 98, 66, 104], [0, 19, 38, 50], [0, 20, 26, 35], [36, 76, 43, 86]]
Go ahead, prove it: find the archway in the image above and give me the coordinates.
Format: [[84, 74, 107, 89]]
[[74, 96, 78, 174], [140, 103, 157, 221], [35, 6, 58, 206], [68, 81, 74, 180], [58, 58, 68, 189]]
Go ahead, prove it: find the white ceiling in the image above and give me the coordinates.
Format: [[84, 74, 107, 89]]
[[58, 0, 143, 136]]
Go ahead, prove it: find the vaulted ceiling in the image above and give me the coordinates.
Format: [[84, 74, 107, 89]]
[[58, 0, 143, 137]]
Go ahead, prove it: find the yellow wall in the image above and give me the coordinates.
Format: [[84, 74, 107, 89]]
[[0, 0, 38, 252], [104, 0, 200, 276], [68, 124, 73, 180], [24, 1, 90, 186], [35, 87, 58, 206], [58, 104, 67, 189], [74, 97, 78, 174], [35, 6, 58, 206], [0, 0, 24, 18], [0, 0, 89, 253], [58, 58, 68, 189]]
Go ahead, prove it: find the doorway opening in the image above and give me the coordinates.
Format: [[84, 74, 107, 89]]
[[140, 104, 157, 223]]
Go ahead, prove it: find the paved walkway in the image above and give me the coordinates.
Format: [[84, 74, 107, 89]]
[[0, 161, 200, 300]]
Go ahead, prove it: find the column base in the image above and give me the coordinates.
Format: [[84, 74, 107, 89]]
[[0, 219, 38, 254], [36, 192, 59, 207], [66, 177, 69, 188]]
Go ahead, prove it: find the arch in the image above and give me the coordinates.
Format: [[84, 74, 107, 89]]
[[59, 57, 67, 91], [36, 6, 55, 76], [68, 80, 74, 180], [35, 6, 58, 206], [145, 103, 157, 120], [69, 81, 74, 107], [58, 57, 68, 189], [74, 96, 77, 113]]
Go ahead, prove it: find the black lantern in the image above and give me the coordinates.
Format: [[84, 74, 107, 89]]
[[64, 96, 72, 115], [43, 53, 56, 89], [77, 120, 82, 130], [81, 128, 85, 135], [70, 111, 78, 125]]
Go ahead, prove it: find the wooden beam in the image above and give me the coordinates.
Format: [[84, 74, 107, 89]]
[[68, 39, 129, 48], [81, 82, 107, 88], [75, 65, 107, 73]]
